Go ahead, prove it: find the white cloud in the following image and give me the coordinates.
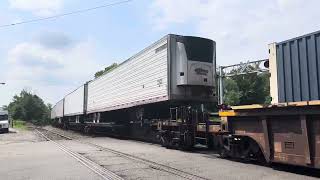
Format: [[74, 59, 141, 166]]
[[150, 0, 320, 66], [9, 0, 64, 17], [150, 0, 206, 30], [1, 32, 101, 106]]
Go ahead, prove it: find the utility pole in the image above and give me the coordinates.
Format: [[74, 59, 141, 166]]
[[218, 66, 224, 105], [217, 59, 269, 104]]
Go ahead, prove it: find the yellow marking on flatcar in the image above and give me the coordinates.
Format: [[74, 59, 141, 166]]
[[308, 100, 320, 106], [288, 101, 308, 106], [231, 104, 264, 110], [219, 111, 237, 117]]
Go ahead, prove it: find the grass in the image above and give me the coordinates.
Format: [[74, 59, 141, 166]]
[[13, 120, 28, 131]]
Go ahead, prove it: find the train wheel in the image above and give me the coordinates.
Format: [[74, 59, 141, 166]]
[[219, 148, 229, 158], [83, 126, 88, 134], [84, 126, 92, 135], [160, 136, 168, 147], [63, 123, 68, 130]]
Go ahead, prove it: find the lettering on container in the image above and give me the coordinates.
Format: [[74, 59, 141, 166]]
[[195, 68, 208, 75], [284, 141, 294, 149]]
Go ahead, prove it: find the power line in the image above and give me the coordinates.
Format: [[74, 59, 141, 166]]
[[0, 0, 134, 28]]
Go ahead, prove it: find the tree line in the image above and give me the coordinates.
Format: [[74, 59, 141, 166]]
[[7, 90, 52, 125], [3, 63, 119, 126]]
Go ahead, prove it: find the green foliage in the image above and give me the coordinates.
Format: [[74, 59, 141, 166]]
[[224, 78, 240, 105], [94, 63, 118, 78], [223, 65, 271, 106], [13, 120, 27, 130], [8, 90, 52, 126]]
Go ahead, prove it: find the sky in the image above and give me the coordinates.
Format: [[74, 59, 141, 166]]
[[0, 0, 320, 106]]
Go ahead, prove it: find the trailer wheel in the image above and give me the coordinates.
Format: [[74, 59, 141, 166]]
[[4, 128, 9, 133]]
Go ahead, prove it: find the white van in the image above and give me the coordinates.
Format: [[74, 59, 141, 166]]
[[0, 110, 9, 133]]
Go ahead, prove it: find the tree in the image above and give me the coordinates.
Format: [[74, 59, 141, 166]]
[[94, 63, 118, 78], [223, 78, 240, 105], [8, 90, 52, 125], [223, 65, 270, 106]]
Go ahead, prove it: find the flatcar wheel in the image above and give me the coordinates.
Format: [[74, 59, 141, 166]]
[[160, 136, 168, 147], [84, 126, 89, 134], [219, 148, 228, 158], [161, 136, 174, 149], [63, 123, 68, 130]]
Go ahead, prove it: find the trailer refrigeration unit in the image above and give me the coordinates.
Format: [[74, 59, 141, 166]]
[[52, 34, 219, 148], [219, 30, 320, 169]]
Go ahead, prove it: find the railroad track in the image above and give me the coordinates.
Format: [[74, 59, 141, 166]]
[[39, 128, 209, 180], [35, 128, 124, 180]]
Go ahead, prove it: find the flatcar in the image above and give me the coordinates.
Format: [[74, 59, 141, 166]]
[[219, 102, 320, 169], [218, 30, 320, 169]]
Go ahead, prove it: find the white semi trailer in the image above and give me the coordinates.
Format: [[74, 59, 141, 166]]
[[52, 34, 217, 128], [0, 109, 9, 133]]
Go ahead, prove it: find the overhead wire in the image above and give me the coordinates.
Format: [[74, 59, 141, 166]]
[[0, 0, 134, 28]]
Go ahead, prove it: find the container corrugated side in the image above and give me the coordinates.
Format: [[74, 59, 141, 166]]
[[87, 37, 169, 114], [64, 85, 84, 116], [269, 30, 320, 103]]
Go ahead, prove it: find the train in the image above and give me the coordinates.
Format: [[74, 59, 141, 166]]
[[51, 31, 320, 170], [51, 34, 219, 148]]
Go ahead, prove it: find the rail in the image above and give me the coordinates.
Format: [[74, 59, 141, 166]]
[[35, 128, 124, 180], [39, 128, 209, 180]]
